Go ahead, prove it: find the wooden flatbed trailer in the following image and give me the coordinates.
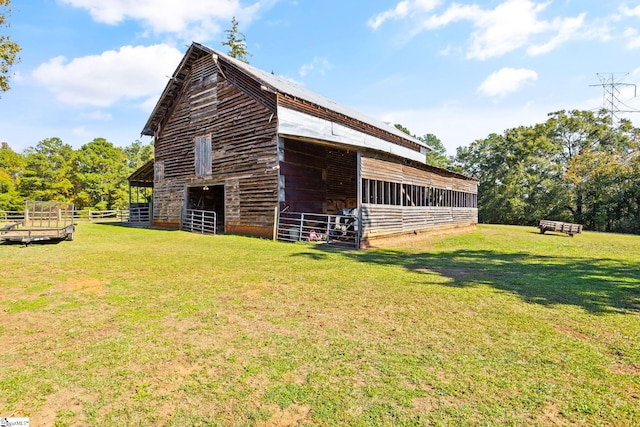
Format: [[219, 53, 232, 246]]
[[0, 201, 75, 245], [539, 219, 582, 237]]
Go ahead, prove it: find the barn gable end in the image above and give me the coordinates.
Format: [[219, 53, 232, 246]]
[[149, 50, 279, 236]]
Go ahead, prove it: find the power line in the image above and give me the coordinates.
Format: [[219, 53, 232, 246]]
[[589, 72, 639, 123]]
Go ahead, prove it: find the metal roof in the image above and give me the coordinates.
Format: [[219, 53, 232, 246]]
[[142, 42, 428, 150], [127, 159, 154, 187]]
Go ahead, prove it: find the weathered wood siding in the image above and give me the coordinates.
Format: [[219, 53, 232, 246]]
[[359, 154, 478, 239], [360, 155, 478, 194], [361, 205, 477, 237], [153, 55, 279, 235]]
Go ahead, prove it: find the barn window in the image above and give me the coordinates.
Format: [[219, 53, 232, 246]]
[[195, 135, 212, 177]]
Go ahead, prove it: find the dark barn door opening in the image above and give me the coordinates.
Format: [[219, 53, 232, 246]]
[[186, 185, 225, 233], [280, 138, 357, 214]]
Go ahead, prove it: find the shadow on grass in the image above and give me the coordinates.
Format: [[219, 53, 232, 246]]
[[0, 239, 66, 246], [91, 222, 180, 232], [321, 248, 640, 315], [291, 251, 329, 261]]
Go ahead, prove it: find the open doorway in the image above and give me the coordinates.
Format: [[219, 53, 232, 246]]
[[186, 185, 225, 233]]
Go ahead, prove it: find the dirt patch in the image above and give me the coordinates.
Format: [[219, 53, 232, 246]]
[[412, 396, 437, 412], [608, 362, 640, 375], [246, 283, 268, 297], [530, 403, 570, 426], [32, 388, 93, 426], [259, 403, 311, 427], [58, 277, 107, 294], [553, 324, 591, 341]]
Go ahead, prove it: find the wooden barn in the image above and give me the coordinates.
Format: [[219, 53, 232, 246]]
[[135, 42, 477, 247]]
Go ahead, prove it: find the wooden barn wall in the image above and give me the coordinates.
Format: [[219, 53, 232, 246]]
[[280, 139, 357, 214], [153, 55, 279, 234], [361, 155, 478, 193], [359, 154, 478, 238], [361, 206, 478, 238]]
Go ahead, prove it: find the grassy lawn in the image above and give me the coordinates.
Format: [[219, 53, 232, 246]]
[[1, 223, 639, 426]]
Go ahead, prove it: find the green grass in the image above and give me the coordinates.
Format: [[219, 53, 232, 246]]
[[1, 223, 639, 426]]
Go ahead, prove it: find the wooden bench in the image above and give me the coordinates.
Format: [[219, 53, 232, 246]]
[[539, 220, 583, 237]]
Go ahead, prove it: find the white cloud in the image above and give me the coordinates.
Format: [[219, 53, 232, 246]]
[[368, 0, 440, 30], [621, 4, 640, 18], [32, 44, 183, 107], [60, 0, 265, 40], [467, 0, 552, 59], [71, 126, 93, 138], [422, 2, 482, 30], [370, 0, 587, 59], [527, 13, 585, 55], [624, 28, 640, 49], [298, 57, 333, 77], [81, 110, 113, 121], [477, 67, 538, 97]]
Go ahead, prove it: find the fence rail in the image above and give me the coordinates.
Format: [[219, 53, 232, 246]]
[[277, 211, 359, 248], [2, 207, 151, 225], [128, 206, 150, 224], [0, 211, 23, 223], [88, 209, 126, 221], [182, 209, 217, 234]]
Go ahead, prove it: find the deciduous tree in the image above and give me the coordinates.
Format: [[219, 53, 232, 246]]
[[394, 124, 450, 168], [73, 138, 129, 210], [19, 138, 75, 202], [0, 142, 24, 209], [124, 139, 153, 171], [454, 109, 640, 233], [0, 0, 21, 94]]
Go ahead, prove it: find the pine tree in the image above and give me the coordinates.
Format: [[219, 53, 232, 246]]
[[221, 16, 251, 63]]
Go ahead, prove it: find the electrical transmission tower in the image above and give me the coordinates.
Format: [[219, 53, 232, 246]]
[[590, 73, 639, 124]]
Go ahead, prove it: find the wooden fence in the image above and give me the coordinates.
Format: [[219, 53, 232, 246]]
[[1, 207, 151, 225]]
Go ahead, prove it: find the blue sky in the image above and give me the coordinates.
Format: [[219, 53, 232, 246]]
[[1, 0, 639, 155]]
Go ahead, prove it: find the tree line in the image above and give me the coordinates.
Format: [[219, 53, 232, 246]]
[[0, 138, 153, 212], [453, 110, 640, 234]]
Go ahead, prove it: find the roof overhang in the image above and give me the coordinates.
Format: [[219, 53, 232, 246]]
[[127, 159, 154, 187], [278, 107, 428, 163]]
